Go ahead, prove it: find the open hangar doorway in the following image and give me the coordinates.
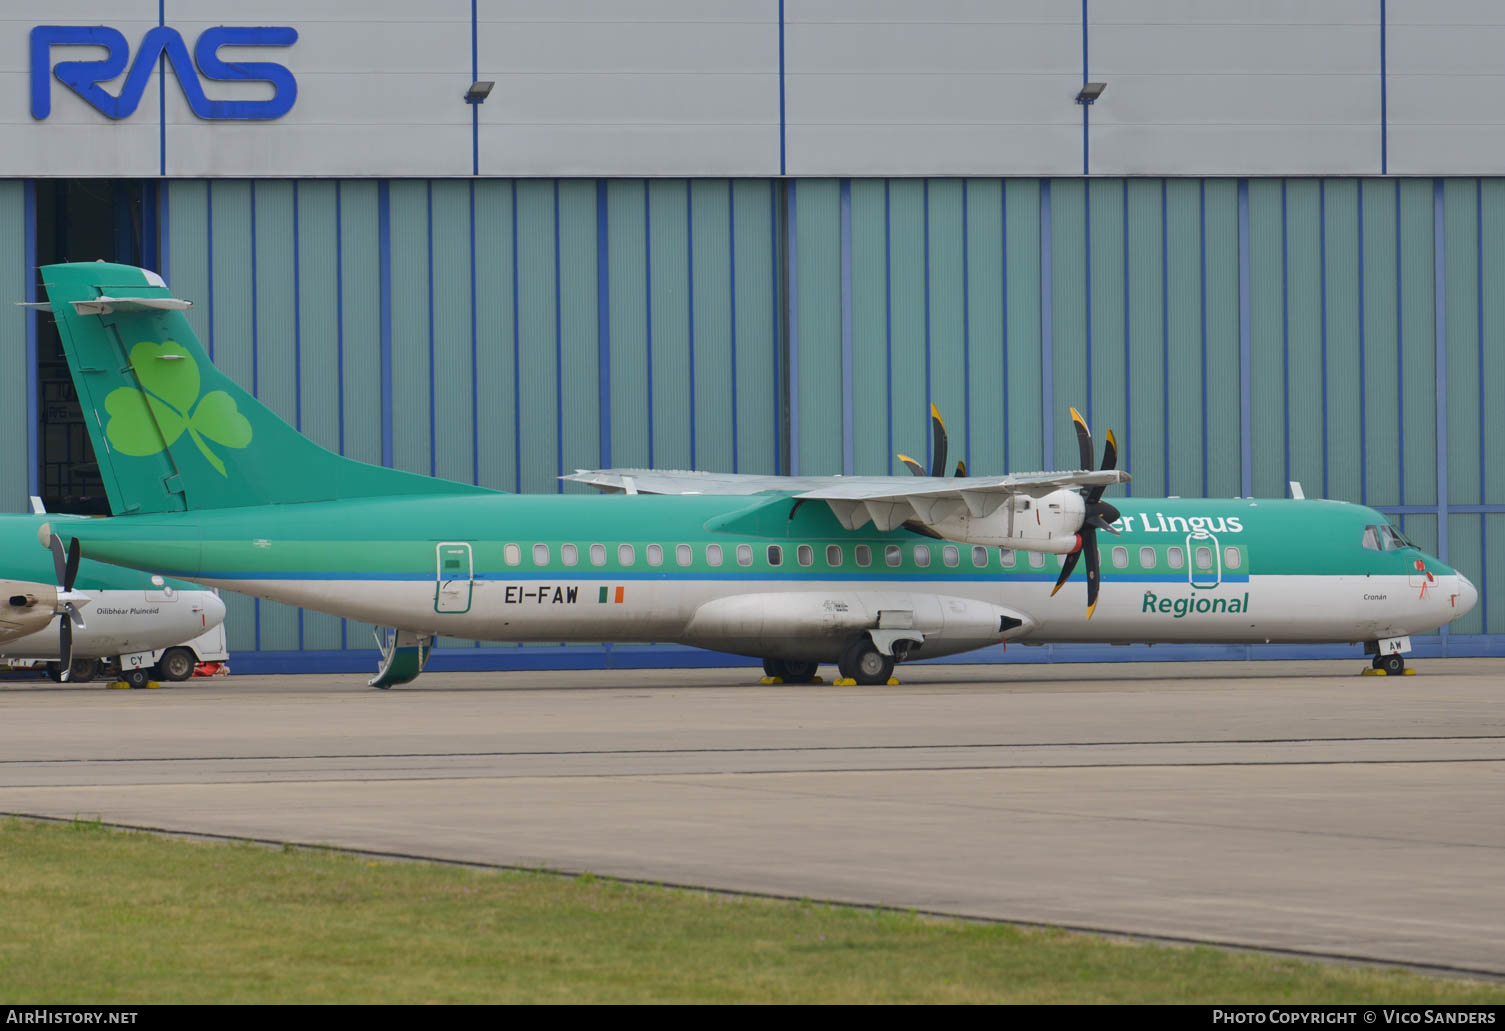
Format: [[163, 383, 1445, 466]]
[[32, 179, 161, 515]]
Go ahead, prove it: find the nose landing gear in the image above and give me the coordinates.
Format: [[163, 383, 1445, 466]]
[[1363, 639, 1416, 676]]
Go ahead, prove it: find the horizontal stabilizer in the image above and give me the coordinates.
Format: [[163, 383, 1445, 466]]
[[69, 296, 192, 316]]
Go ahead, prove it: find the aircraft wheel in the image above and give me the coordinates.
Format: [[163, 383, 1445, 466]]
[[67, 658, 98, 683], [778, 660, 820, 685], [122, 668, 151, 689], [762, 658, 782, 678], [156, 648, 196, 682], [1373, 653, 1406, 675], [44, 662, 64, 683], [839, 640, 894, 686]]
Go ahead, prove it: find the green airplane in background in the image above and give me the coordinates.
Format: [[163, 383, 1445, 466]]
[[29, 262, 1477, 688]]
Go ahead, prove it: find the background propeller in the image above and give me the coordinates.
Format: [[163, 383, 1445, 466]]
[[898, 404, 967, 478], [48, 533, 86, 680], [1050, 407, 1123, 619]]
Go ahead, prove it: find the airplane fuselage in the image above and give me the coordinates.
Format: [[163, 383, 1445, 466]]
[[61, 493, 1475, 665]]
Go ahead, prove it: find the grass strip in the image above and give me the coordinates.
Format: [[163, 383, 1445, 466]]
[[1, 817, 1501, 1004]]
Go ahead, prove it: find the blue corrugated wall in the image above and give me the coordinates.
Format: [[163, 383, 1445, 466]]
[[3, 176, 1501, 670]]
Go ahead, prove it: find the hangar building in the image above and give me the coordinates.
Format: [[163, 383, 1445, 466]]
[[1, 1, 1500, 670]]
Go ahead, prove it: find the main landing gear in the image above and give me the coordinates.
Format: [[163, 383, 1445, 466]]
[[761, 659, 822, 685], [1370, 653, 1408, 676], [760, 634, 912, 687], [837, 639, 895, 686]]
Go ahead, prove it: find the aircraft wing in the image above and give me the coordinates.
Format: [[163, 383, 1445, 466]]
[[563, 467, 1130, 531], [562, 469, 834, 495]]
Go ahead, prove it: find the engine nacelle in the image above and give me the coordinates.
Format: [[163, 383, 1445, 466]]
[[920, 488, 1086, 553], [0, 580, 58, 644]]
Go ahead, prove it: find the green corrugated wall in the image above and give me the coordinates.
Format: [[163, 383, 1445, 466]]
[[4, 175, 1498, 661]]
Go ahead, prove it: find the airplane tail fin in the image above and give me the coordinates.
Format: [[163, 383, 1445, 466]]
[[40, 262, 496, 515]]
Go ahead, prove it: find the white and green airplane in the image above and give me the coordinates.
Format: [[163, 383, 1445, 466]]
[[1, 512, 226, 684], [30, 262, 1477, 687]]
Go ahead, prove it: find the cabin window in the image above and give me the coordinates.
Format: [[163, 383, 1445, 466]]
[[1000, 549, 1017, 569], [1139, 546, 1156, 569], [798, 545, 814, 567], [1028, 551, 1045, 568], [1195, 546, 1213, 570], [1224, 546, 1242, 570], [562, 543, 579, 567], [504, 543, 521, 566], [855, 545, 872, 567], [885, 545, 902, 567], [972, 546, 988, 568], [619, 544, 636, 566], [532, 544, 550, 566], [706, 544, 723, 567], [913, 545, 932, 568], [646, 544, 663, 567], [942, 545, 959, 568], [1112, 546, 1128, 568], [767, 544, 783, 567], [590, 544, 607, 567], [676, 544, 692, 566], [826, 545, 843, 566], [1167, 546, 1184, 569], [737, 544, 753, 566]]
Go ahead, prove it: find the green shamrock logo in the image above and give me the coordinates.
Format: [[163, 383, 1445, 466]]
[[104, 341, 252, 477]]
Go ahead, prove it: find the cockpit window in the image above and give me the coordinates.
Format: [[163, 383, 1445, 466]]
[[1379, 524, 1413, 550], [1365, 524, 1413, 551]]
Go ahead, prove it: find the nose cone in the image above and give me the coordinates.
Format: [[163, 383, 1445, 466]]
[[1453, 574, 1479, 620], [198, 590, 227, 629]]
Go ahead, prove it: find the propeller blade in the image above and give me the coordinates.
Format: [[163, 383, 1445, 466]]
[[1051, 410, 1125, 617], [64, 602, 87, 631], [1086, 514, 1119, 535], [65, 537, 81, 592], [1086, 500, 1123, 535], [49, 533, 67, 588], [1050, 545, 1081, 598], [59, 613, 72, 681], [1085, 428, 1120, 504], [897, 454, 926, 477], [929, 403, 948, 478], [1069, 407, 1094, 471], [954, 459, 967, 478], [1084, 531, 1101, 619]]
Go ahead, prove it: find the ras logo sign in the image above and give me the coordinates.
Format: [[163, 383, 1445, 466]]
[[31, 25, 297, 121]]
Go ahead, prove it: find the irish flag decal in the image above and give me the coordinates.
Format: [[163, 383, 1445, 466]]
[[598, 586, 626, 604]]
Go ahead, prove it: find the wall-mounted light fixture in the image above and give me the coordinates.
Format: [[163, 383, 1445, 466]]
[[1075, 82, 1107, 105], [465, 81, 494, 105]]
